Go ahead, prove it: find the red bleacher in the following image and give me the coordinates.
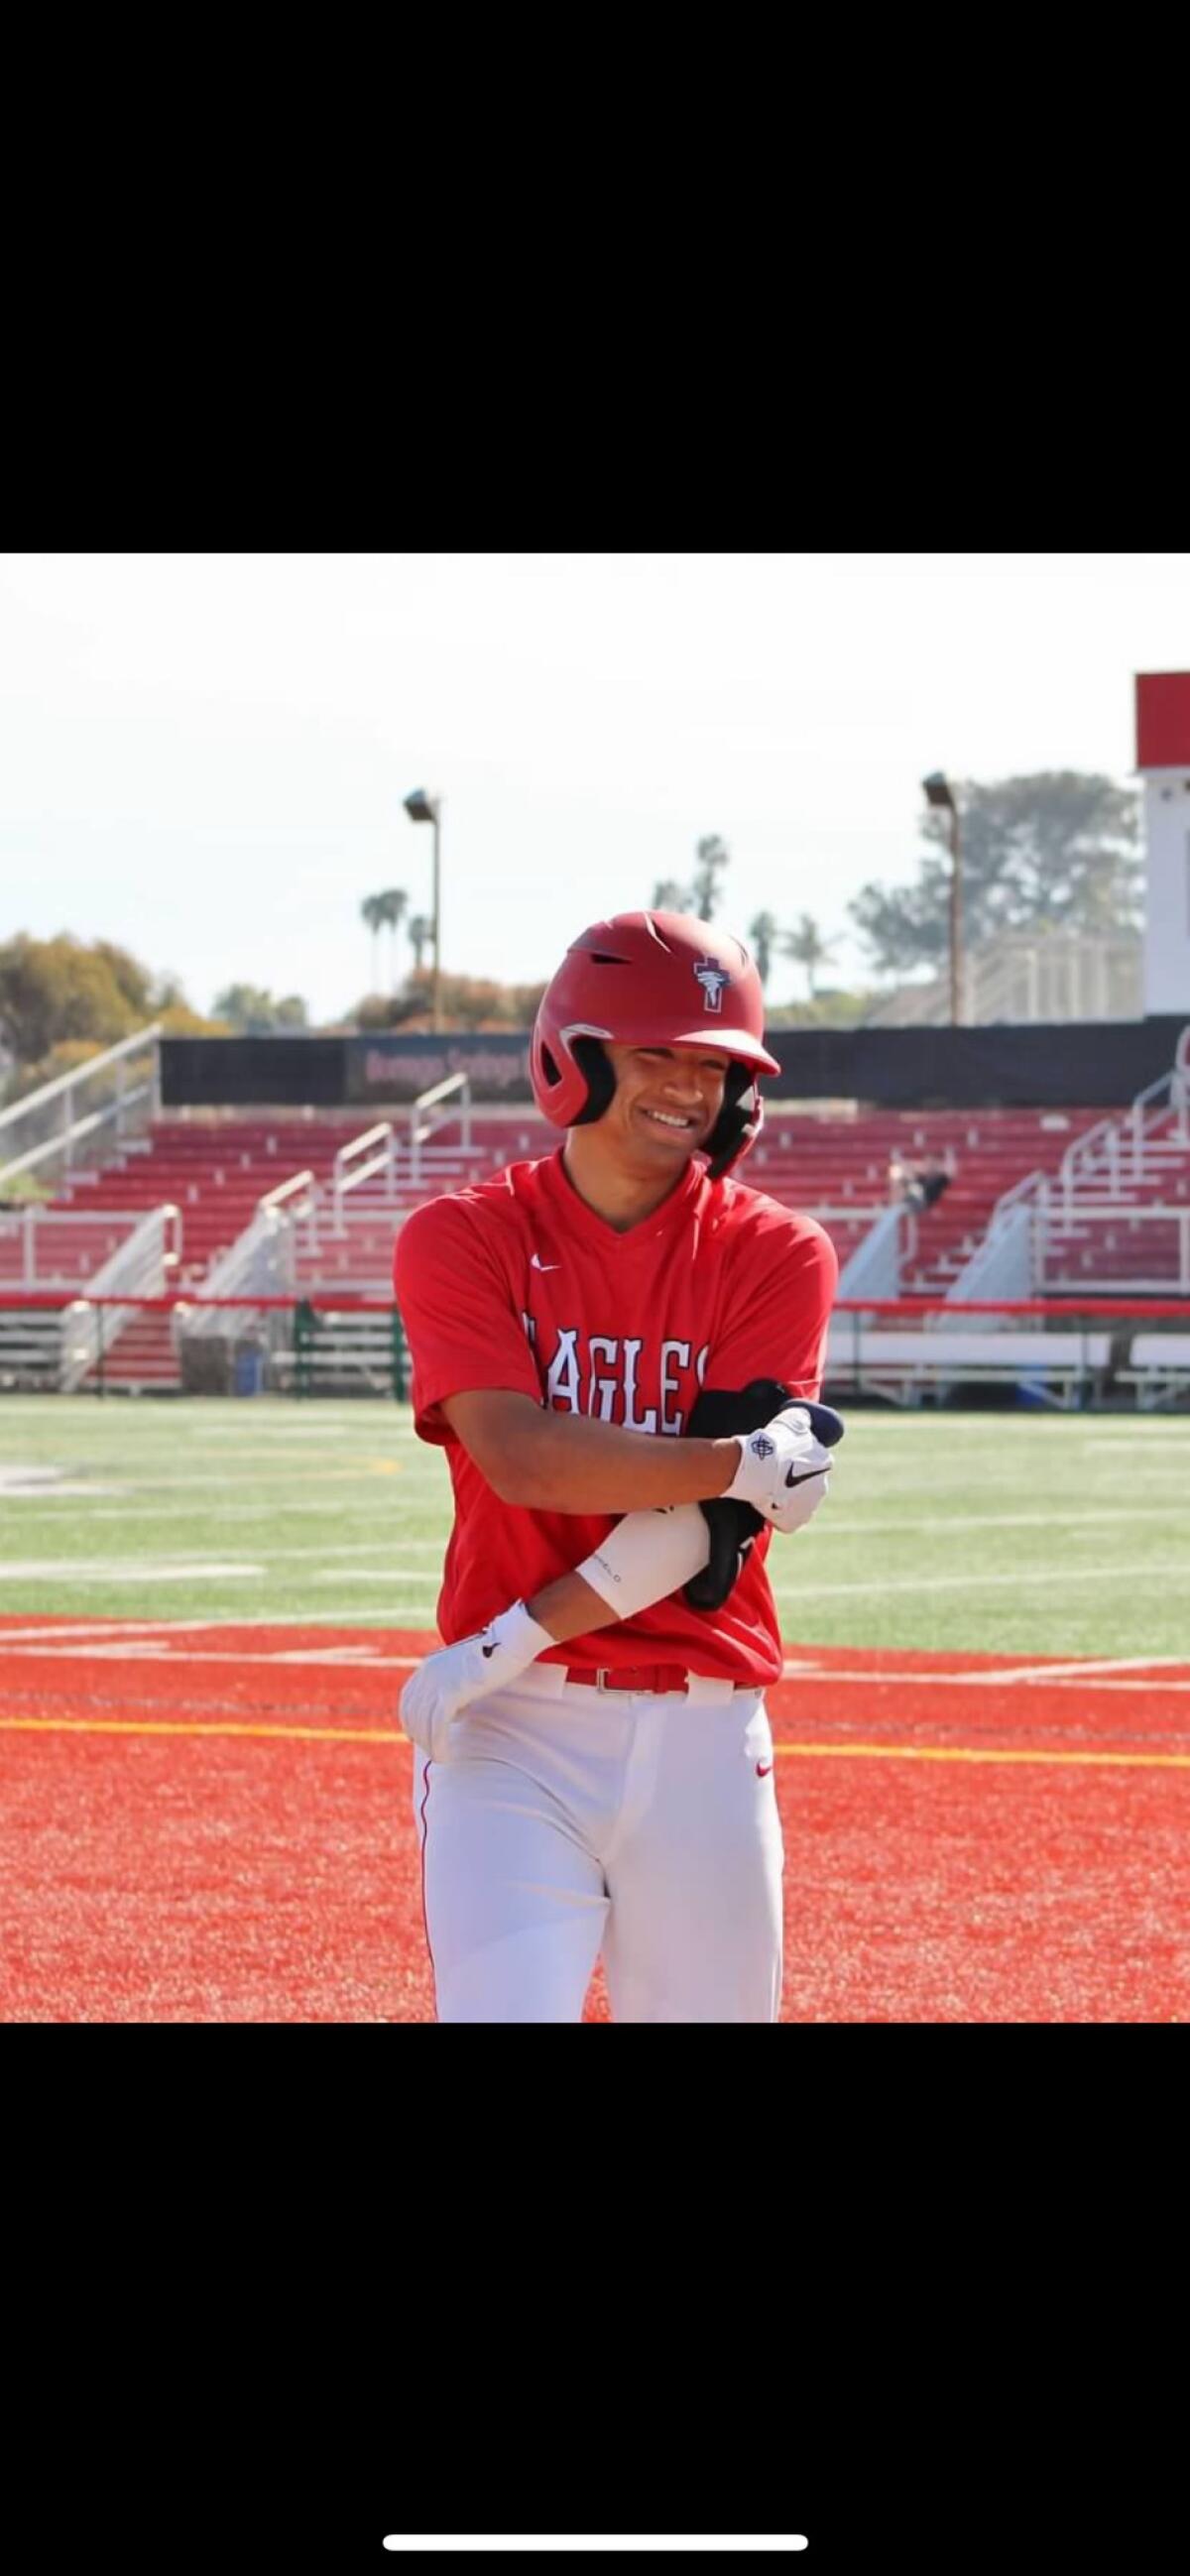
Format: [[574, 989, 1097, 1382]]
[[9, 1102, 1158, 1388], [33, 1105, 1120, 1296], [0, 1212, 142, 1289], [48, 1119, 382, 1288], [750, 1108, 1112, 1290], [281, 1107, 1116, 1294]]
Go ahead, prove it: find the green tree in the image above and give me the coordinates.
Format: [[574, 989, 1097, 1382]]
[[157, 998, 232, 1038], [651, 878, 691, 911], [0, 933, 140, 1067], [765, 987, 877, 1029], [848, 772, 1142, 979], [1, 938, 224, 1101], [92, 940, 157, 1017], [507, 980, 548, 1023], [783, 912, 839, 999], [211, 984, 309, 1034], [748, 910, 780, 987], [353, 969, 546, 1032]]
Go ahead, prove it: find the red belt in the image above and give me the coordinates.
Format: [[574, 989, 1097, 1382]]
[[564, 1664, 694, 1695]]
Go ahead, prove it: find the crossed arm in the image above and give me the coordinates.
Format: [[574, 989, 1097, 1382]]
[[399, 1388, 833, 1760], [441, 1386, 746, 1515], [443, 1386, 716, 1643]]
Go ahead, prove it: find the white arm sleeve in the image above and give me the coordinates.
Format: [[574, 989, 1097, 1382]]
[[575, 1505, 710, 1619]]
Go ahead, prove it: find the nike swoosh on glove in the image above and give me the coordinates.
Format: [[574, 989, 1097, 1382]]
[[726, 1406, 837, 1532], [684, 1381, 844, 1609], [399, 1599, 552, 1764]]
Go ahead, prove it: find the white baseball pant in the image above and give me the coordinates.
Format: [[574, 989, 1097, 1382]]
[[410, 1662, 783, 2023]]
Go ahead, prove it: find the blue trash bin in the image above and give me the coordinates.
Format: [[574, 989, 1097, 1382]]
[[234, 1347, 266, 1397]]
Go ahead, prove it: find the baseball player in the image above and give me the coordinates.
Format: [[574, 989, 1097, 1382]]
[[393, 909, 839, 2022]]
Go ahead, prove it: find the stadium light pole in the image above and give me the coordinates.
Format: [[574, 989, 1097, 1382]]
[[403, 788, 442, 1032], [922, 771, 963, 1024]]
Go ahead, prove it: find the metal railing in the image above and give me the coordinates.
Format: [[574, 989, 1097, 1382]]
[[7, 1285, 1190, 1408], [409, 1071, 471, 1181], [941, 1164, 1047, 1315], [940, 1195, 1038, 1319], [60, 1204, 180, 1392], [942, 1023, 1190, 1307], [329, 1092, 485, 1230], [1039, 1202, 1190, 1293], [331, 1121, 396, 1229], [836, 1203, 909, 1302], [0, 1023, 162, 1187], [0, 1200, 170, 1288], [178, 1171, 315, 1338], [1057, 1022, 1190, 1211]]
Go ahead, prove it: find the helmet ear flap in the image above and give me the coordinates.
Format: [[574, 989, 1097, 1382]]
[[569, 1035, 617, 1125], [705, 1061, 764, 1179], [561, 1037, 762, 1165]]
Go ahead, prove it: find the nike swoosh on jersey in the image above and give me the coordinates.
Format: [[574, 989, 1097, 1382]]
[[531, 1252, 560, 1270]]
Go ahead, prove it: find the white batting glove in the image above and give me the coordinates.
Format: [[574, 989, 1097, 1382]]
[[400, 1599, 554, 1764], [724, 1404, 835, 1535]]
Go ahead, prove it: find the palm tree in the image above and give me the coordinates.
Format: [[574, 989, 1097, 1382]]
[[360, 893, 386, 990], [748, 911, 780, 988], [691, 834, 730, 919], [407, 913, 432, 972], [379, 887, 409, 991], [783, 912, 839, 1000], [651, 878, 692, 911]]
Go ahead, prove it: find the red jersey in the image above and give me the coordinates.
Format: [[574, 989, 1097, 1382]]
[[393, 1146, 837, 1684]]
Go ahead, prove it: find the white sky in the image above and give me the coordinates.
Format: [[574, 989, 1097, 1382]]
[[0, 551, 1185, 1023]]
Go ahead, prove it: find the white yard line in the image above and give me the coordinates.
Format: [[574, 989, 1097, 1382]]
[[0, 1621, 171, 1639], [18, 1503, 442, 1523], [178, 1425, 415, 1439], [1, 1533, 447, 1555], [798, 1506, 1188, 1536], [0, 1552, 436, 1583], [309, 1570, 438, 1583], [3, 1624, 1184, 1691], [770, 1558, 1190, 1598], [3, 1641, 422, 1668], [0, 1556, 264, 1576], [940, 1652, 1190, 1684], [780, 1657, 1190, 1689], [0, 1616, 428, 1638], [4, 1495, 1187, 1538]]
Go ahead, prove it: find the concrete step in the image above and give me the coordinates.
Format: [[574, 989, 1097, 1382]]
[[84, 1310, 180, 1391]]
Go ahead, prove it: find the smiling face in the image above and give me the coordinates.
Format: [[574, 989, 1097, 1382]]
[[600, 1040, 732, 1164]]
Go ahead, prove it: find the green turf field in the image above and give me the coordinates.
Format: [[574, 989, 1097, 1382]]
[[2, 1397, 1189, 1657]]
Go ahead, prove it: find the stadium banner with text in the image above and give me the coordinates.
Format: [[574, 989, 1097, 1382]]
[[159, 1018, 1188, 1112], [345, 1033, 533, 1104]]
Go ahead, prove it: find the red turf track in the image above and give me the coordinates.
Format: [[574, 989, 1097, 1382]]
[[3, 1616, 1189, 2022]]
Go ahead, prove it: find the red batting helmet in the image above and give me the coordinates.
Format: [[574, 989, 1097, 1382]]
[[531, 910, 780, 1178]]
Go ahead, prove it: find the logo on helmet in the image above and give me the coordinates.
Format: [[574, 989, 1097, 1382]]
[[693, 956, 731, 1013]]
